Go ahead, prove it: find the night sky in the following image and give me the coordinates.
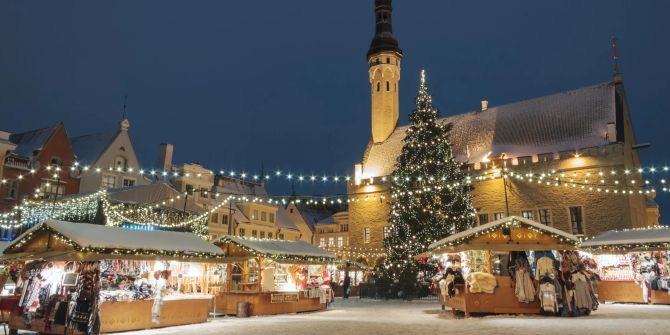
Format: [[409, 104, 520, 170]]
[[2, 1, 669, 221]]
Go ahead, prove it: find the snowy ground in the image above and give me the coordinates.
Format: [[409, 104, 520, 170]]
[[107, 298, 670, 335]]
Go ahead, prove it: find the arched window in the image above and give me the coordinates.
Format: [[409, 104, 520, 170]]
[[386, 57, 390, 64], [115, 156, 128, 170], [376, 82, 381, 92], [386, 81, 390, 91], [50, 156, 62, 167]]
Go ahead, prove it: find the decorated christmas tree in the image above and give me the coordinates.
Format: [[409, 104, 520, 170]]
[[381, 70, 476, 297]]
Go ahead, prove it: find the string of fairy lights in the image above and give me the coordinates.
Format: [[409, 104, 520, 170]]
[[1, 159, 670, 186], [1, 162, 668, 232]]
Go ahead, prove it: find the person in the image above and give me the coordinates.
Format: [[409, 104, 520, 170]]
[[343, 272, 351, 299]]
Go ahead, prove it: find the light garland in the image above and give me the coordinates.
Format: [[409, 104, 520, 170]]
[[1, 158, 668, 187], [8, 224, 225, 260], [429, 218, 580, 254], [216, 236, 335, 264]]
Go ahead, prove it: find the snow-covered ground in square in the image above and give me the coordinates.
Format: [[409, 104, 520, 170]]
[[111, 298, 670, 335]]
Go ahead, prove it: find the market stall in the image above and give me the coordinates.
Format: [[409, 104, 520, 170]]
[[424, 216, 594, 317], [330, 260, 368, 297], [1, 219, 225, 334], [212, 236, 335, 316], [580, 227, 670, 305]]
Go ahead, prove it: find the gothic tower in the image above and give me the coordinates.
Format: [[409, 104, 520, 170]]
[[368, 0, 403, 143]]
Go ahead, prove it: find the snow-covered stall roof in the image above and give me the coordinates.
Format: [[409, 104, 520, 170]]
[[5, 220, 224, 259], [426, 216, 580, 254], [579, 227, 670, 253], [0, 241, 10, 254], [362, 82, 616, 177], [217, 235, 335, 263]]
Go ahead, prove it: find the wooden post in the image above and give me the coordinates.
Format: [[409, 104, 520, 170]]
[[487, 250, 493, 274], [257, 256, 263, 292], [203, 263, 209, 294]]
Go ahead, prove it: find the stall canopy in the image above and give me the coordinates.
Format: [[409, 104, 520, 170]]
[[580, 227, 670, 253], [2, 219, 225, 261], [333, 260, 369, 271], [216, 235, 335, 264], [425, 216, 581, 255]]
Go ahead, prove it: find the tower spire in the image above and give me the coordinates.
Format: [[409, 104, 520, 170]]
[[367, 0, 402, 59], [367, 0, 403, 144]]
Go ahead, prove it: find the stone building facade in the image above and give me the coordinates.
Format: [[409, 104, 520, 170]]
[[346, 0, 658, 266], [168, 161, 304, 242]]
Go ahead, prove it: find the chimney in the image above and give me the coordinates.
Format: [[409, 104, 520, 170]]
[[481, 99, 489, 111], [606, 122, 617, 143], [0, 131, 10, 141], [157, 143, 174, 172]]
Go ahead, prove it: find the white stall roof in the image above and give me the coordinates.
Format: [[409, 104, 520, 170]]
[[428, 216, 580, 252], [219, 235, 335, 260], [580, 227, 670, 251], [6, 220, 223, 256]]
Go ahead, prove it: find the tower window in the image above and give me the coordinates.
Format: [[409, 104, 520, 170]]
[[386, 81, 390, 91], [386, 57, 390, 64], [377, 82, 380, 92]]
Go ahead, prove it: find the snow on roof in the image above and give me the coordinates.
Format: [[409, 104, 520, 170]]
[[70, 131, 118, 165], [363, 82, 616, 177], [215, 176, 267, 197], [580, 227, 670, 249], [61, 182, 204, 213], [275, 206, 299, 231], [316, 216, 335, 225], [0, 241, 10, 254], [219, 235, 335, 260], [428, 216, 580, 251], [293, 204, 342, 229], [7, 220, 223, 256], [9, 124, 60, 157]]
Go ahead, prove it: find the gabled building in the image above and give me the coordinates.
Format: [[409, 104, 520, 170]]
[[0, 123, 80, 212], [285, 202, 347, 246], [70, 118, 149, 193], [167, 159, 303, 242], [346, 0, 658, 266]]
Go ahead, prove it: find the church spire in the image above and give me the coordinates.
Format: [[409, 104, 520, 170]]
[[367, 0, 402, 59]]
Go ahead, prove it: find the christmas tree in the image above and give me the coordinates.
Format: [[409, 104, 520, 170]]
[[381, 70, 475, 297]]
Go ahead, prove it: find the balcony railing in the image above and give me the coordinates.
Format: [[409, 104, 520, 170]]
[[4, 157, 30, 170]]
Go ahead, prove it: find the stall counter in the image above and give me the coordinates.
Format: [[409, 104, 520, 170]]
[[440, 276, 540, 317], [212, 290, 327, 316], [8, 295, 212, 335]]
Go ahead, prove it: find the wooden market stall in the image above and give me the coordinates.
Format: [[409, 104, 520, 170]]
[[580, 227, 670, 305], [330, 260, 369, 297], [1, 219, 225, 334], [425, 216, 581, 317], [211, 236, 335, 316]]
